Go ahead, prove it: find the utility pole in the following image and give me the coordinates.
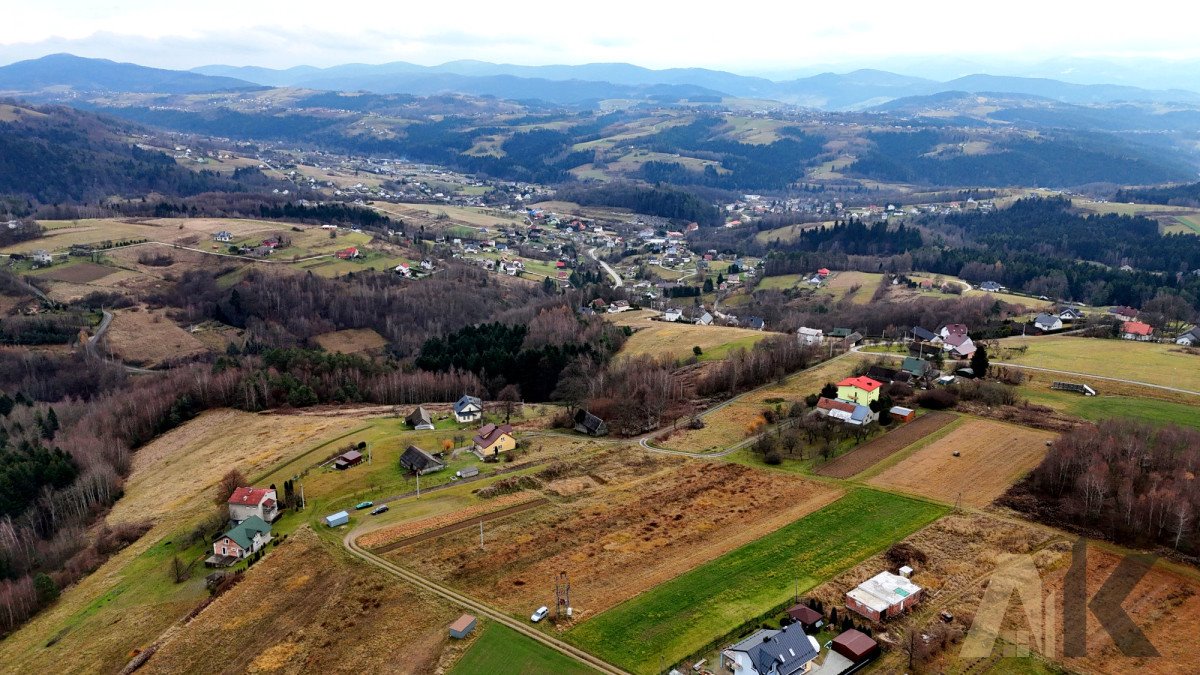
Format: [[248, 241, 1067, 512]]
[[300, 484, 305, 509], [479, 520, 484, 549], [416, 473, 420, 498]]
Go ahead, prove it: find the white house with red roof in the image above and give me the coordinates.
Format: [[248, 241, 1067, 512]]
[[228, 487, 279, 524]]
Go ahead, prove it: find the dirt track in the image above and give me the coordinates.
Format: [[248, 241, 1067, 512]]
[[814, 411, 957, 478], [370, 498, 549, 554]]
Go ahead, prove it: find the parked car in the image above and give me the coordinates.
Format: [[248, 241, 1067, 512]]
[[531, 606, 549, 623], [370, 505, 389, 515], [354, 501, 374, 510]]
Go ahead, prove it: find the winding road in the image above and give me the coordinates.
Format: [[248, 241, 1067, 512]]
[[587, 248, 623, 287], [85, 309, 156, 374]]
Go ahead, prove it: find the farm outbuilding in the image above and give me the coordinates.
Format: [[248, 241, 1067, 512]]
[[334, 450, 364, 470], [889, 406, 916, 423], [324, 511, 349, 527], [785, 603, 824, 632], [400, 445, 445, 475], [449, 614, 477, 639], [831, 628, 880, 663]]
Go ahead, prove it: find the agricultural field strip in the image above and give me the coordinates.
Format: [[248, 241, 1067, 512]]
[[366, 497, 549, 554], [565, 489, 947, 674], [814, 411, 958, 478], [343, 532, 628, 675]]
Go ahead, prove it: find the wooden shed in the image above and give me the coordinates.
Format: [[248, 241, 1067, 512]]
[[785, 603, 824, 632], [449, 614, 477, 639], [334, 450, 364, 470]]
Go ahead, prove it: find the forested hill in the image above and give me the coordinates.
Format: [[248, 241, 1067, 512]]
[[0, 102, 256, 205], [1114, 182, 1200, 207]]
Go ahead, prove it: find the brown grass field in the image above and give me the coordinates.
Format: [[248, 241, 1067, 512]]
[[610, 310, 769, 362], [867, 418, 1057, 507], [103, 308, 211, 367], [997, 335, 1200, 392], [312, 327, 388, 354], [39, 262, 116, 283], [384, 448, 843, 621], [142, 528, 460, 675], [815, 411, 957, 478]]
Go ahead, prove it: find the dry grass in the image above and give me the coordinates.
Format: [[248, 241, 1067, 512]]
[[997, 335, 1200, 392], [612, 311, 769, 362], [385, 449, 843, 620], [102, 308, 210, 367], [39, 262, 116, 283], [142, 528, 458, 675], [312, 328, 388, 354], [867, 418, 1056, 507]]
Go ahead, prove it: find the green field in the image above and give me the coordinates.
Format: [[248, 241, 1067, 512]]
[[566, 489, 947, 674], [1022, 389, 1200, 430], [1167, 215, 1200, 235], [450, 622, 597, 675]]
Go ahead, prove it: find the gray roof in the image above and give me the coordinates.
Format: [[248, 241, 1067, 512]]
[[400, 445, 444, 473], [730, 626, 819, 675], [911, 326, 938, 341], [1034, 313, 1059, 326], [454, 395, 483, 414], [405, 406, 432, 427]]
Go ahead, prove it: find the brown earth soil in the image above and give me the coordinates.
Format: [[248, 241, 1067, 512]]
[[103, 307, 211, 367], [385, 448, 844, 621], [41, 262, 116, 283], [361, 493, 547, 552], [815, 411, 957, 478], [867, 419, 1057, 507], [142, 528, 459, 675]]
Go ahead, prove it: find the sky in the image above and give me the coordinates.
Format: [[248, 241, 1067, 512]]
[[2, 0, 1199, 76]]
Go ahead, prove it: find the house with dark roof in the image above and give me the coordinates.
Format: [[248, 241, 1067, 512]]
[[1058, 307, 1085, 322], [400, 445, 445, 475], [209, 515, 271, 565], [831, 629, 879, 664], [1176, 326, 1200, 346], [910, 326, 938, 343], [1033, 313, 1063, 332], [1110, 306, 1139, 322], [227, 487, 278, 524], [901, 356, 931, 378], [573, 409, 608, 436], [722, 624, 820, 675], [405, 406, 435, 431], [746, 316, 765, 331], [473, 423, 515, 456], [454, 395, 483, 423], [785, 603, 825, 632], [865, 365, 899, 383], [827, 327, 853, 339], [938, 324, 968, 340], [334, 450, 363, 470], [979, 281, 1003, 292], [942, 333, 976, 358]]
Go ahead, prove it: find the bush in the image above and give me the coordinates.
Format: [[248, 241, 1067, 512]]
[[693, 345, 703, 356], [953, 380, 1018, 406], [764, 450, 782, 465], [885, 382, 913, 399], [916, 389, 958, 410]]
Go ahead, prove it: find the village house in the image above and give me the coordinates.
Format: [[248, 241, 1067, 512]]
[[32, 249, 53, 266], [453, 394, 483, 423], [910, 326, 939, 344], [695, 311, 714, 326], [846, 571, 923, 621], [209, 515, 272, 565], [213, 230, 233, 243], [405, 406, 435, 431], [227, 487, 279, 524], [836, 376, 883, 405], [1033, 313, 1063, 332], [607, 300, 631, 313], [663, 307, 683, 322], [722, 624, 820, 675], [938, 324, 968, 340], [901, 356, 932, 379], [816, 397, 877, 426], [573, 409, 608, 436], [1176, 326, 1200, 346], [1110, 306, 1139, 322], [473, 423, 515, 456], [942, 333, 976, 358], [1121, 321, 1154, 341], [336, 246, 359, 259], [1058, 307, 1085, 322], [399, 445, 445, 475], [797, 327, 823, 345], [746, 316, 766, 331], [978, 281, 1003, 292]]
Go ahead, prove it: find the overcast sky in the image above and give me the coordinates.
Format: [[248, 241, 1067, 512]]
[[2, 1, 1198, 74]]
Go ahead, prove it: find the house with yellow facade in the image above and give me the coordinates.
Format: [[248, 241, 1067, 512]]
[[473, 423, 515, 456], [836, 376, 883, 404]]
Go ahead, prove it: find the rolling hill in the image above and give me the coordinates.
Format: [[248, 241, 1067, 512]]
[[0, 53, 261, 94]]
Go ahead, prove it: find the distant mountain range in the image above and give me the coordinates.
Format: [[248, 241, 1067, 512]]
[[2, 53, 1200, 109], [194, 59, 1200, 109], [0, 54, 259, 95]]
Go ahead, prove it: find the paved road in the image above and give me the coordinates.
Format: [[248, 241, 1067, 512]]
[[587, 248, 623, 287], [343, 531, 630, 675], [85, 309, 156, 374], [855, 345, 1200, 397]]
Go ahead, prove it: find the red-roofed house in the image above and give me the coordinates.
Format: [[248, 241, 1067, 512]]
[[836, 377, 883, 404], [473, 423, 515, 457], [336, 247, 359, 260], [227, 487, 279, 524], [817, 268, 831, 277], [1122, 321, 1154, 341]]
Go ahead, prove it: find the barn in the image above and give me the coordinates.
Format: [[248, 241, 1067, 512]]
[[334, 450, 364, 470]]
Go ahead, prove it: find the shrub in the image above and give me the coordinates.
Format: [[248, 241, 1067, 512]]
[[916, 389, 958, 410], [764, 451, 782, 465]]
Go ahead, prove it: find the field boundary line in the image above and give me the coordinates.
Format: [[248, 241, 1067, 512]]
[[368, 497, 549, 554], [343, 532, 629, 675], [851, 415, 965, 482]]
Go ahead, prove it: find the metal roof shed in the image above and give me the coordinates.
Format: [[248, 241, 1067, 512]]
[[324, 511, 349, 527], [449, 614, 477, 639]]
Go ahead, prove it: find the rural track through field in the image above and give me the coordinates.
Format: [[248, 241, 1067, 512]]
[[813, 411, 957, 478], [368, 497, 550, 554], [84, 309, 157, 374], [854, 346, 1200, 397], [343, 531, 631, 675]]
